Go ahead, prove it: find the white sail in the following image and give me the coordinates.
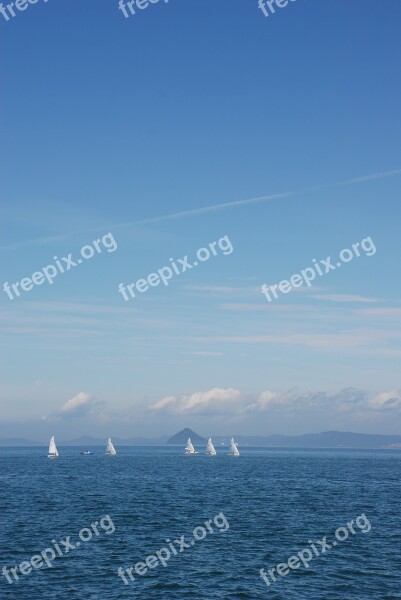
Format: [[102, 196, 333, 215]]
[[105, 437, 116, 455], [229, 437, 240, 456], [185, 437, 197, 454], [48, 435, 58, 458], [206, 437, 216, 455]]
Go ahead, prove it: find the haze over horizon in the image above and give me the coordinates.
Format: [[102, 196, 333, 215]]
[[1, 385, 401, 441]]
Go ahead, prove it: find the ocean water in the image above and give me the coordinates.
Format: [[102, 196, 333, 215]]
[[0, 446, 400, 599]]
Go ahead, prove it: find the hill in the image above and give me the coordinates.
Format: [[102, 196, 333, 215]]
[[166, 428, 207, 445]]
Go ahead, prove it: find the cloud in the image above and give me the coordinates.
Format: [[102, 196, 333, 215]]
[[149, 387, 343, 417], [44, 392, 104, 421], [60, 392, 93, 414], [150, 387, 242, 415], [184, 285, 258, 294], [180, 329, 401, 349], [190, 351, 224, 356], [150, 386, 401, 420], [358, 308, 401, 317], [310, 294, 382, 303], [219, 303, 316, 312], [244, 390, 294, 412], [246, 387, 401, 417], [368, 390, 401, 411]]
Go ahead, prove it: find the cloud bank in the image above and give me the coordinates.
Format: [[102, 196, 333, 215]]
[[149, 387, 401, 419]]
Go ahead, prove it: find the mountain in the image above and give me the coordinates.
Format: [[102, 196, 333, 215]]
[[280, 431, 401, 448], [166, 428, 207, 446]]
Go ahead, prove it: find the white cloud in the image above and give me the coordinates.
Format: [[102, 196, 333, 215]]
[[149, 387, 401, 419], [368, 390, 401, 411], [150, 387, 242, 415], [60, 392, 93, 414], [244, 390, 293, 412], [248, 388, 401, 417], [44, 391, 104, 422], [310, 294, 382, 303]]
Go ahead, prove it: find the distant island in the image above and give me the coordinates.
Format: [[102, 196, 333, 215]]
[[166, 428, 207, 446], [1, 428, 401, 449]]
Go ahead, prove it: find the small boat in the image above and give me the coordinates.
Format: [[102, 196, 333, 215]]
[[105, 437, 117, 456], [48, 435, 59, 458], [81, 450, 95, 455], [185, 437, 198, 455], [206, 437, 217, 456], [229, 437, 240, 457]]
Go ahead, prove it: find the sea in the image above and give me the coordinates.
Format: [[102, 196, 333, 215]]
[[0, 446, 400, 599]]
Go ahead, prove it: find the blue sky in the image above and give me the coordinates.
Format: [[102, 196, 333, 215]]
[[1, 0, 401, 440]]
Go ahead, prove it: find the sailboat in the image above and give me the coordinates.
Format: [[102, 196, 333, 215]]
[[105, 437, 117, 456], [206, 437, 217, 456], [185, 438, 198, 455], [229, 437, 240, 457], [48, 435, 59, 458]]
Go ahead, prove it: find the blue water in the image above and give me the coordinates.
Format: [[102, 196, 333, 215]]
[[0, 447, 400, 599]]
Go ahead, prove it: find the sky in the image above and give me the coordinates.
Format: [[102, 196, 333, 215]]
[[1, 0, 401, 441]]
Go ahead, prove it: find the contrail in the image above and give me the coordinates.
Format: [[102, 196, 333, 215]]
[[346, 169, 401, 184], [112, 191, 295, 227], [2, 168, 401, 251]]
